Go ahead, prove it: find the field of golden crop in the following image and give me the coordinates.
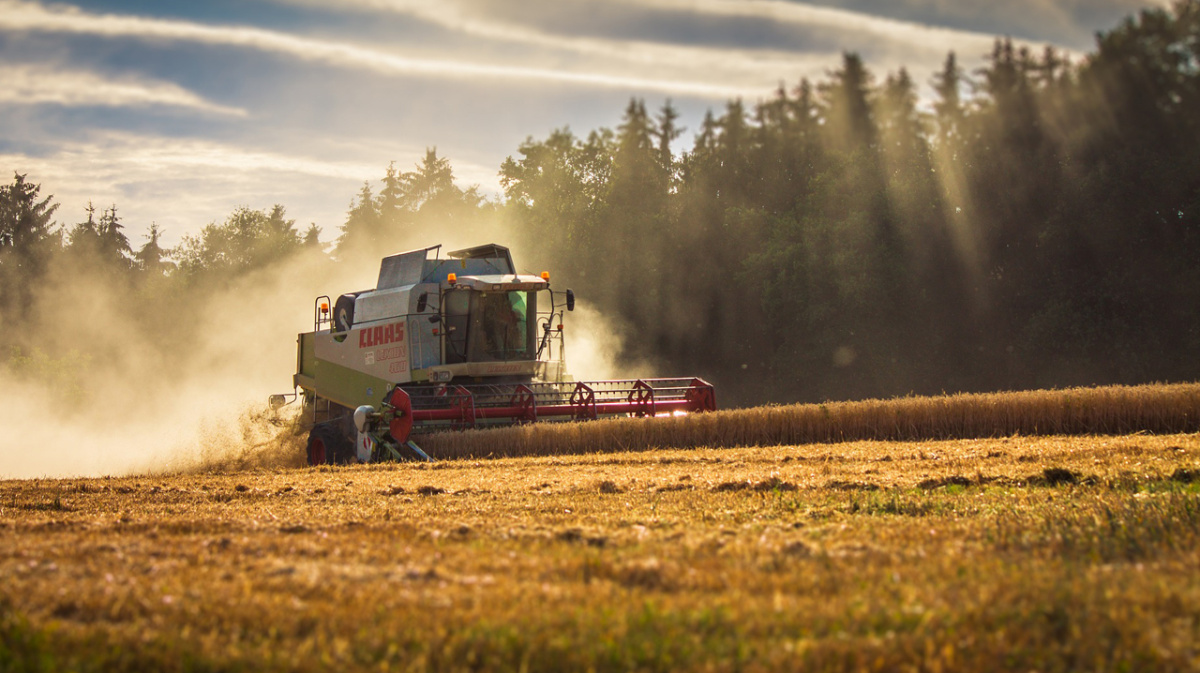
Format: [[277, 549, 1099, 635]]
[[4, 428, 1200, 671], [417, 382, 1200, 459]]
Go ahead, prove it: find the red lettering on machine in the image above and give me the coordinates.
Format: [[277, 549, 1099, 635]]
[[359, 322, 405, 348]]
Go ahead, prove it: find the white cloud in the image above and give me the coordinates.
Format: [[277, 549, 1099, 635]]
[[0, 133, 496, 245], [290, 0, 1006, 57], [0, 0, 756, 98], [265, 0, 1086, 99], [628, 0, 1013, 49], [790, 0, 1174, 49], [0, 63, 246, 115], [277, 0, 846, 79]]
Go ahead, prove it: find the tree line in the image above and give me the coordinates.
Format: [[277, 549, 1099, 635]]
[[499, 2, 1200, 404], [3, 2, 1197, 406]]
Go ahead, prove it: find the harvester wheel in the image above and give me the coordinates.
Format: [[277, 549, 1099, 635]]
[[306, 423, 353, 466]]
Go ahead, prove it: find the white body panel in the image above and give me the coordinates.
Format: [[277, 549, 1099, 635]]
[[354, 285, 414, 325], [313, 321, 413, 382]]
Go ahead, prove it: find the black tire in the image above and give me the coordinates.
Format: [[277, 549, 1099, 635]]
[[333, 294, 357, 332], [306, 423, 354, 466]]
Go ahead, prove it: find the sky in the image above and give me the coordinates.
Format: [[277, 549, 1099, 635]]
[[0, 0, 1171, 247]]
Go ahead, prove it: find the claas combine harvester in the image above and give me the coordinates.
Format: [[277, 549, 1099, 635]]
[[278, 244, 716, 464]]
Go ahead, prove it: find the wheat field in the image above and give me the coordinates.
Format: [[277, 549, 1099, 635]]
[[3, 426, 1200, 671], [416, 382, 1200, 459]]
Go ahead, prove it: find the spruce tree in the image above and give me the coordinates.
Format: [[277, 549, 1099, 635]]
[[135, 223, 173, 276]]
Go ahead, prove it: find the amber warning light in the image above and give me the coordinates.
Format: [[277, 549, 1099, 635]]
[[448, 273, 457, 285], [541, 271, 550, 281], [320, 303, 329, 313]]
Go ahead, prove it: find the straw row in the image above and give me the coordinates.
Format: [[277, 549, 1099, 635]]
[[414, 382, 1200, 460]]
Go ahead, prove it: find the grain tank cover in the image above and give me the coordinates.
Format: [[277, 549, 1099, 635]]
[[377, 246, 439, 291], [447, 244, 515, 274]]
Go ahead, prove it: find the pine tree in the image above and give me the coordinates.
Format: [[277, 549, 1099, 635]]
[[790, 78, 818, 135], [0, 172, 60, 266], [134, 223, 174, 276], [693, 110, 719, 155], [877, 68, 926, 165], [819, 52, 877, 154], [0, 173, 61, 326], [654, 100, 683, 177], [405, 148, 458, 211], [335, 182, 381, 257], [67, 202, 102, 255], [263, 204, 302, 262], [607, 98, 668, 328], [302, 223, 323, 249], [98, 204, 133, 269], [377, 161, 408, 235], [932, 52, 967, 146]]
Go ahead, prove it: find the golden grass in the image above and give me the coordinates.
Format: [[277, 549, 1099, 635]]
[[2, 432, 1200, 672], [416, 382, 1200, 459]]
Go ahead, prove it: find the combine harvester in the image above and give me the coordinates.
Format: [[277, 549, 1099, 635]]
[[278, 244, 716, 464]]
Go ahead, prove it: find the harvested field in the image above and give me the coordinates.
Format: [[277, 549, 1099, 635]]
[[4, 432, 1200, 672], [416, 382, 1200, 459]]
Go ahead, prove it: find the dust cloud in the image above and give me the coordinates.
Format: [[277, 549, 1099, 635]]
[[0, 249, 357, 479], [559, 301, 656, 382], [0, 217, 635, 479]]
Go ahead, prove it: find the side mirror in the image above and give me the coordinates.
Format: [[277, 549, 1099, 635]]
[[416, 292, 428, 312], [566, 289, 575, 312]]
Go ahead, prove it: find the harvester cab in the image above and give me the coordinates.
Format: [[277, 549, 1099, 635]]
[[288, 243, 715, 465]]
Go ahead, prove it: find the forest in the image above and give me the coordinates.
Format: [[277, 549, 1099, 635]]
[[2, 2, 1198, 408]]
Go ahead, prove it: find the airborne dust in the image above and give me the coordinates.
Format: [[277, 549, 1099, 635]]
[[0, 219, 634, 479]]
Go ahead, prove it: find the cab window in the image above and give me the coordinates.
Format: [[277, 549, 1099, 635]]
[[478, 291, 533, 361]]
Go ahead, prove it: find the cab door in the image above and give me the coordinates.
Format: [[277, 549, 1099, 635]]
[[443, 289, 471, 364]]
